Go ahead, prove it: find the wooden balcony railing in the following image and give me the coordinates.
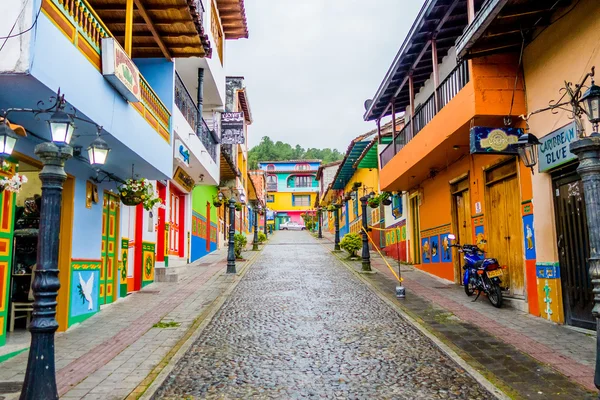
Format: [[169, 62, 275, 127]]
[[380, 61, 469, 168], [48, 0, 171, 138]]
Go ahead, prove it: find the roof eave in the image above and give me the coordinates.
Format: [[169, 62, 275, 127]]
[[455, 0, 509, 59]]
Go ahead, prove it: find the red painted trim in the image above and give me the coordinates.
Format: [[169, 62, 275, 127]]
[[206, 202, 211, 252], [134, 204, 143, 291], [178, 193, 185, 258], [156, 182, 166, 262]]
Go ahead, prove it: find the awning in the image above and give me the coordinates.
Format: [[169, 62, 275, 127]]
[[456, 0, 574, 59], [331, 134, 373, 190], [90, 0, 212, 59], [0, 118, 26, 137]]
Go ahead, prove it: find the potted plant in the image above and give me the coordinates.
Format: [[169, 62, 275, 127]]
[[0, 173, 28, 193], [368, 196, 380, 209], [235, 202, 243, 212], [352, 182, 362, 190], [344, 192, 352, 201], [381, 192, 392, 206], [327, 204, 336, 212], [234, 233, 247, 259], [340, 233, 362, 259], [119, 179, 163, 210], [212, 194, 223, 207]]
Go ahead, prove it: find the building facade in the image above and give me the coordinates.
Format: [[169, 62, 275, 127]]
[[0, 0, 250, 346], [261, 160, 320, 229], [366, 0, 536, 314], [457, 0, 600, 328]]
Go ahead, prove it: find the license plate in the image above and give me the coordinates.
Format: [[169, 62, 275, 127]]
[[487, 269, 503, 278]]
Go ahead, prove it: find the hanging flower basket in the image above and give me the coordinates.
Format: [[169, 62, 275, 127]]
[[352, 182, 362, 190], [119, 178, 164, 210], [235, 202, 243, 211], [212, 194, 223, 207], [382, 198, 392, 206], [368, 198, 380, 209], [344, 193, 352, 201]]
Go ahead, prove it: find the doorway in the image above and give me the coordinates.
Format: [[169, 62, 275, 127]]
[[451, 176, 472, 283], [169, 185, 185, 258], [409, 195, 421, 264], [100, 192, 119, 305], [485, 159, 525, 298], [553, 166, 594, 330]]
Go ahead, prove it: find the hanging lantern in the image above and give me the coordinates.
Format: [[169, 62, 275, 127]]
[[581, 82, 600, 131], [516, 133, 541, 169], [48, 109, 75, 145], [87, 136, 110, 166], [0, 122, 18, 159]]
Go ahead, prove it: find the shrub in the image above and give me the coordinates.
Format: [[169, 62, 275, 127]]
[[234, 233, 247, 258], [340, 233, 362, 257], [258, 231, 267, 243]]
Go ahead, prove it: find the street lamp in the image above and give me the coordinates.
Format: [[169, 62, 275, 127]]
[[317, 207, 323, 239], [263, 206, 268, 238], [48, 107, 75, 145], [514, 67, 600, 393], [252, 202, 260, 251], [87, 136, 110, 166], [334, 203, 341, 251], [360, 195, 372, 272], [516, 133, 541, 171], [0, 121, 19, 159], [226, 189, 245, 274]]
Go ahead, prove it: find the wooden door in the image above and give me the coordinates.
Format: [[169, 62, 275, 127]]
[[169, 191, 180, 255], [553, 170, 594, 330], [100, 192, 119, 305], [410, 195, 421, 264], [485, 161, 525, 297], [451, 177, 472, 282]]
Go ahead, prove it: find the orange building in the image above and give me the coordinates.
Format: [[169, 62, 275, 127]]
[[365, 0, 538, 314]]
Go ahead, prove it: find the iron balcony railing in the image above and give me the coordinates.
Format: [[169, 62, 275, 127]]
[[380, 60, 470, 168], [175, 72, 219, 162]]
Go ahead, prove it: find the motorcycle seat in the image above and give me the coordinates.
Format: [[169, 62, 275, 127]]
[[474, 260, 484, 268]]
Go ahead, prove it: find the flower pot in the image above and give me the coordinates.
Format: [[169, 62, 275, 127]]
[[120, 191, 145, 206], [368, 202, 379, 209], [213, 201, 223, 208], [382, 199, 392, 206]]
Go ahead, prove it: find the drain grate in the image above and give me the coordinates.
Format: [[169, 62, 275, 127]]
[[0, 382, 22, 394]]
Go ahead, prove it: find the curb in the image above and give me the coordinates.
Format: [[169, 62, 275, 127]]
[[131, 249, 262, 400], [321, 240, 510, 400]]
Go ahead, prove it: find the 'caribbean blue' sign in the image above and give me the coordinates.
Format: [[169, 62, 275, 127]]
[[538, 122, 577, 173]]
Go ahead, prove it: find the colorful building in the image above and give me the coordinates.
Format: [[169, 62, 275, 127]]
[[260, 160, 321, 228], [0, 0, 250, 347], [365, 0, 535, 315], [456, 0, 599, 328]]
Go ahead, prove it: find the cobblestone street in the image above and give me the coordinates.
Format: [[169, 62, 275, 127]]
[[155, 231, 492, 399]]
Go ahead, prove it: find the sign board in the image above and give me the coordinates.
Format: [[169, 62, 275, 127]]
[[101, 38, 141, 102], [538, 122, 577, 173], [470, 126, 522, 155], [173, 167, 195, 192], [220, 112, 245, 144], [174, 139, 190, 166]]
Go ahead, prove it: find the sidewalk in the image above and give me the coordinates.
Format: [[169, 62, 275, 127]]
[[321, 231, 597, 397], [0, 234, 263, 400]]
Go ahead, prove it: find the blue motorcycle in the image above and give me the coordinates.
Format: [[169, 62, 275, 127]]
[[448, 234, 504, 308]]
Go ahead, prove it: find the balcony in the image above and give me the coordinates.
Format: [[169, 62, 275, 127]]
[[267, 182, 278, 192], [175, 72, 219, 162], [380, 61, 469, 168]]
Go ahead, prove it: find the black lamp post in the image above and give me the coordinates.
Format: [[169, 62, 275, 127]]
[[334, 205, 341, 251], [514, 68, 600, 393], [263, 207, 268, 238], [317, 207, 323, 239], [252, 203, 259, 251], [360, 195, 372, 272], [227, 197, 236, 274]]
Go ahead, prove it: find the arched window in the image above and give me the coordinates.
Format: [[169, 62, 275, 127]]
[[295, 163, 310, 171], [267, 164, 275, 171]]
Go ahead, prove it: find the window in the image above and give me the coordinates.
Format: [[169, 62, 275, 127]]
[[295, 163, 310, 171], [353, 197, 358, 218], [294, 176, 312, 187], [267, 164, 275, 171], [293, 195, 311, 207], [267, 194, 275, 203], [392, 194, 403, 218]]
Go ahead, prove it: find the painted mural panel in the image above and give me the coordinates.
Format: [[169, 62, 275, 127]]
[[440, 233, 452, 263], [430, 235, 440, 263], [0, 189, 15, 346], [191, 186, 218, 262], [421, 237, 431, 264], [69, 260, 101, 326], [120, 238, 128, 298], [142, 242, 155, 287]]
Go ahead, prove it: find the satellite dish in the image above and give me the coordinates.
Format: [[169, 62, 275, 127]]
[[364, 99, 373, 111]]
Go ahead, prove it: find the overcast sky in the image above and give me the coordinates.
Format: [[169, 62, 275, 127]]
[[225, 0, 423, 151]]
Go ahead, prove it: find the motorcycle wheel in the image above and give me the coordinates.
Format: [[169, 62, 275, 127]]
[[464, 280, 475, 296], [488, 283, 503, 308]]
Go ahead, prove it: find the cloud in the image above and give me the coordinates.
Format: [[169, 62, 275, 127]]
[[225, 0, 423, 150]]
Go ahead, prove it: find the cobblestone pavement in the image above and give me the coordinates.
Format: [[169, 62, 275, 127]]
[[155, 231, 492, 399]]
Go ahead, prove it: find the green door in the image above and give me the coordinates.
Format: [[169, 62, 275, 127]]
[[0, 185, 15, 346], [100, 192, 119, 305]]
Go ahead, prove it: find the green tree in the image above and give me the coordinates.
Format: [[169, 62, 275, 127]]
[[247, 136, 343, 169]]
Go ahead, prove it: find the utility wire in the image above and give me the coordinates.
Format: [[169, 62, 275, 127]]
[[0, 1, 42, 53]]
